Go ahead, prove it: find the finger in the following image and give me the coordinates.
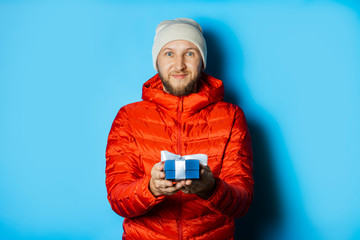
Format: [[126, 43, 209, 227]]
[[185, 179, 192, 186], [151, 163, 163, 176], [153, 178, 171, 189], [200, 166, 213, 178], [159, 179, 174, 188], [155, 162, 164, 171], [162, 183, 184, 194], [176, 181, 186, 188], [200, 164, 211, 172], [153, 171, 166, 180], [181, 188, 191, 194]]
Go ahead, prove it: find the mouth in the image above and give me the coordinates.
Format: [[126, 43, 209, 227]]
[[171, 73, 188, 80]]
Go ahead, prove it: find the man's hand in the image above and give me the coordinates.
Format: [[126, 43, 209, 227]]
[[181, 164, 216, 199], [149, 162, 186, 197]]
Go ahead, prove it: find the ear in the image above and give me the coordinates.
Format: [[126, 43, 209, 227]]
[[156, 61, 160, 72]]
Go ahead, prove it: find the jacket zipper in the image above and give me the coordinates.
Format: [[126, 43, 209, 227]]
[[177, 97, 183, 156], [177, 97, 183, 240]]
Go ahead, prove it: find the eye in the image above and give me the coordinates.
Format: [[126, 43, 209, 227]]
[[186, 52, 194, 56], [165, 52, 173, 56]]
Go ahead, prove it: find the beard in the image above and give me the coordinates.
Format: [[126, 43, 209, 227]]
[[159, 71, 201, 97]]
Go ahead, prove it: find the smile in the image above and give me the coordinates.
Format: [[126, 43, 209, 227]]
[[171, 74, 188, 79]]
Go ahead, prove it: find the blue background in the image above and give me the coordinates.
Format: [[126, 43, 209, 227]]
[[1, 0, 359, 239]]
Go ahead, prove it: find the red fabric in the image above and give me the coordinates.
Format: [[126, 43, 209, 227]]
[[106, 73, 254, 240]]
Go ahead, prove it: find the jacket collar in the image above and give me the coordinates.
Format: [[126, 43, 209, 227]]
[[142, 72, 224, 112]]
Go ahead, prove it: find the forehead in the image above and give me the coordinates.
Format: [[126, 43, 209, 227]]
[[160, 40, 200, 52]]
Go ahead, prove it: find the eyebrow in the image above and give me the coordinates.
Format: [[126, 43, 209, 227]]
[[160, 47, 199, 52]]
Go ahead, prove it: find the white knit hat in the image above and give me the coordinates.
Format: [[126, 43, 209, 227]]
[[152, 18, 207, 71]]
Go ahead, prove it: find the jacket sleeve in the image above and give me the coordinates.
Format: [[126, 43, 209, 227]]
[[205, 107, 254, 218], [105, 107, 165, 218]]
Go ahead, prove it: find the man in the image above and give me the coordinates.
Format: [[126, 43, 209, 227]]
[[106, 18, 253, 240]]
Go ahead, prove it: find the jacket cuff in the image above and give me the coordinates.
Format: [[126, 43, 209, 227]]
[[203, 177, 229, 212], [140, 175, 165, 205]]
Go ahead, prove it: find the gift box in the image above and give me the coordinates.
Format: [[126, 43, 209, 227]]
[[160, 150, 208, 181], [164, 159, 199, 180]]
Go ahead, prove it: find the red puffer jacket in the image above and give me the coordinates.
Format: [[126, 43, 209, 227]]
[[106, 73, 253, 240]]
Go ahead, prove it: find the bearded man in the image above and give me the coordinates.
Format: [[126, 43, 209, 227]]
[[105, 18, 254, 240]]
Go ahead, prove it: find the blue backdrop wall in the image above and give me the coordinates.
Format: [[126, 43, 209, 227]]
[[1, 0, 359, 239]]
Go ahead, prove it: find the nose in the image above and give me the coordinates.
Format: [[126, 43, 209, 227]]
[[174, 55, 186, 71]]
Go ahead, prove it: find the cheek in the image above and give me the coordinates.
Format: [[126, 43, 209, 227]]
[[190, 62, 202, 74], [190, 58, 202, 71], [158, 60, 172, 73]]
